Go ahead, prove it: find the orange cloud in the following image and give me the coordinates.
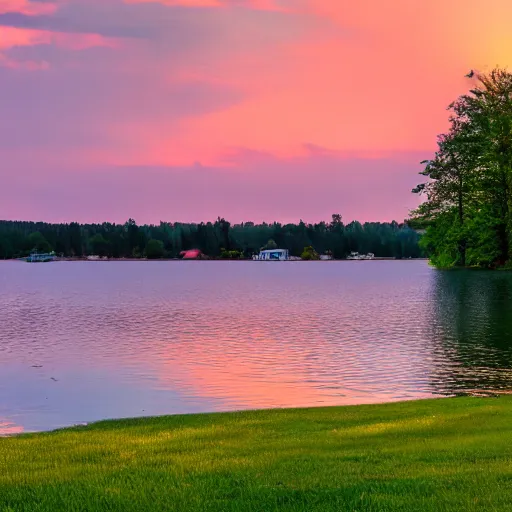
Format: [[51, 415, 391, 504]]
[[0, 0, 58, 15], [138, 0, 512, 166]]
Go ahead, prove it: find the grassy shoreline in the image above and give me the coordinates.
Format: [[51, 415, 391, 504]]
[[2, 397, 512, 511]]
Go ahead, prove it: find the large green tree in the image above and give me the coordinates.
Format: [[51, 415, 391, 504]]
[[412, 68, 512, 268], [145, 239, 165, 259], [26, 232, 53, 253], [89, 234, 110, 257]]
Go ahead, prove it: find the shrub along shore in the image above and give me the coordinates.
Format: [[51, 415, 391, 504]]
[[2, 397, 512, 511]]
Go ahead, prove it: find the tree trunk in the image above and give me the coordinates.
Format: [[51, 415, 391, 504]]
[[458, 175, 466, 267], [497, 169, 510, 265]]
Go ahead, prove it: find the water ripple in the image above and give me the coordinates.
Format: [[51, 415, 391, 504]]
[[1, 260, 512, 432]]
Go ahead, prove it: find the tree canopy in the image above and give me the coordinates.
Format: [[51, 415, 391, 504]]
[[145, 239, 165, 259], [412, 68, 512, 268]]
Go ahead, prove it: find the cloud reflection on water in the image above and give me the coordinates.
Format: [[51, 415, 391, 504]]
[[1, 261, 512, 432]]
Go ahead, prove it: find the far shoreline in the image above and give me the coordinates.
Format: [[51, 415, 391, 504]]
[[5, 257, 430, 263]]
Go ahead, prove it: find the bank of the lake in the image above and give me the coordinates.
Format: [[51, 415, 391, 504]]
[[2, 397, 512, 511]]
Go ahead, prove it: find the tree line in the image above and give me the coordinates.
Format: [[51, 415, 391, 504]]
[[0, 216, 422, 260], [412, 68, 512, 268]]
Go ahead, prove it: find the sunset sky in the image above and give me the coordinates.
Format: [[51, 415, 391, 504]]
[[1, 0, 511, 224]]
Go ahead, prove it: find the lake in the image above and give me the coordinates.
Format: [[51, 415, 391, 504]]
[[1, 260, 511, 434]]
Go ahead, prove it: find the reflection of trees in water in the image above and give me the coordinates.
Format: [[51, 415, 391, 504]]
[[428, 270, 512, 394]]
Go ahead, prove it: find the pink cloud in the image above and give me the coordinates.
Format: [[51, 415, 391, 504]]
[[0, 27, 119, 51], [0, 149, 425, 225], [124, 0, 289, 11], [125, 0, 222, 5], [0, 420, 24, 435], [2, 0, 512, 222], [51, 32, 120, 51], [0, 26, 51, 51], [138, 0, 512, 168], [0, 53, 49, 70], [0, 26, 120, 70], [0, 0, 58, 15]]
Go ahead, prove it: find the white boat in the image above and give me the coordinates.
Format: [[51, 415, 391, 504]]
[[347, 252, 374, 260], [254, 249, 290, 261], [25, 251, 56, 263]]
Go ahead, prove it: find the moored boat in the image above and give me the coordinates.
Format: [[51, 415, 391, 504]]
[[25, 251, 56, 263], [254, 249, 290, 261], [347, 252, 375, 260]]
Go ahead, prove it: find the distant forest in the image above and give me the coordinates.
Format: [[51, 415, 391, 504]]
[[0, 216, 423, 260]]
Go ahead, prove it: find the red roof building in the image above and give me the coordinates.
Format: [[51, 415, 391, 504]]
[[180, 249, 203, 260]]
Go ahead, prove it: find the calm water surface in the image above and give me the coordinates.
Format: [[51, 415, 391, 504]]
[[1, 260, 512, 434]]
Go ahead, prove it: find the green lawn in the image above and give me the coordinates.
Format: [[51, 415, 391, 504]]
[[2, 397, 512, 511]]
